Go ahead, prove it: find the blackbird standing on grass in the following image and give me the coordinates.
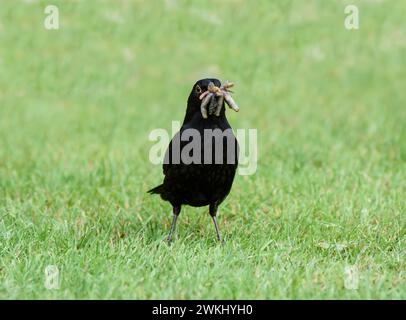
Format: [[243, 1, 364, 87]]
[[148, 78, 240, 243]]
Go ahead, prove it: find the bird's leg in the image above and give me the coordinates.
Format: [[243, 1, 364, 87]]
[[167, 206, 181, 244], [212, 216, 222, 243], [209, 203, 222, 243]]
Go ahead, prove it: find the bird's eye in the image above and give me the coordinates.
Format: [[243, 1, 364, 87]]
[[195, 85, 202, 94]]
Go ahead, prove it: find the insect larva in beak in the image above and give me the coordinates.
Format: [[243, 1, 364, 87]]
[[214, 95, 224, 117], [201, 105, 208, 119], [224, 92, 239, 112], [200, 92, 213, 118], [222, 81, 234, 89], [199, 91, 210, 100]]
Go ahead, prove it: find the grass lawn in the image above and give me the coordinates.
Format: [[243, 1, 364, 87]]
[[0, 0, 405, 299]]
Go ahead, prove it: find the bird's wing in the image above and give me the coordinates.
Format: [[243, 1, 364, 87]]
[[163, 130, 187, 176]]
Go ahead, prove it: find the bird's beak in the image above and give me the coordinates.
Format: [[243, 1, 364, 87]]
[[199, 81, 239, 119]]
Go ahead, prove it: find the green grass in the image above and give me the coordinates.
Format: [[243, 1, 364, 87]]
[[0, 0, 405, 299]]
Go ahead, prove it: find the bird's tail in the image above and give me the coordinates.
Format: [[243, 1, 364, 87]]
[[147, 184, 164, 195]]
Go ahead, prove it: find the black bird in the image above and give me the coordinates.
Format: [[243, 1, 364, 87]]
[[148, 78, 240, 242]]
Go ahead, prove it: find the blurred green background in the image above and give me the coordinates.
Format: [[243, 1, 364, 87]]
[[0, 0, 405, 299]]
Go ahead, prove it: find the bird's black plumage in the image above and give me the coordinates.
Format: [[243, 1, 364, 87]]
[[148, 78, 239, 242]]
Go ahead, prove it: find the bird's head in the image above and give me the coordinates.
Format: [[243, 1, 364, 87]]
[[185, 78, 240, 121]]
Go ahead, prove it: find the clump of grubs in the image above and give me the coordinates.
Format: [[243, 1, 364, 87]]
[[199, 80, 240, 119]]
